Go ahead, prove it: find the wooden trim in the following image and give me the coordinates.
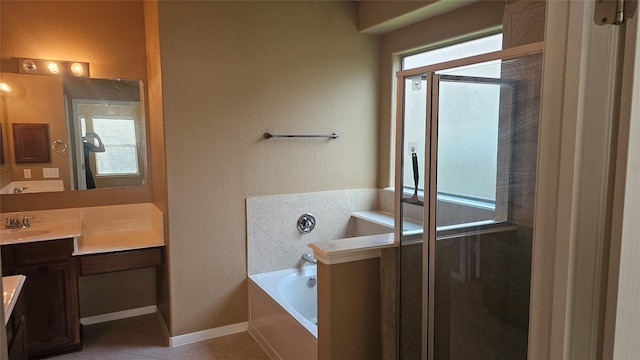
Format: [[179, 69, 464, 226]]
[[78, 247, 164, 276], [603, 13, 640, 360], [531, 1, 624, 358]]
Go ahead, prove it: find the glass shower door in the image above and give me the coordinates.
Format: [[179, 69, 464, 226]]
[[397, 49, 543, 360], [428, 54, 542, 359]]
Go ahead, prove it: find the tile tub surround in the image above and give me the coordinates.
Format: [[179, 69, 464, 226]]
[[246, 189, 381, 275]]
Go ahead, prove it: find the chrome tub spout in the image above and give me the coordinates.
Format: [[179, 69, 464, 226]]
[[301, 253, 317, 265]]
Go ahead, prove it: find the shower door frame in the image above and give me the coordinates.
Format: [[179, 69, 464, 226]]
[[394, 41, 544, 360]]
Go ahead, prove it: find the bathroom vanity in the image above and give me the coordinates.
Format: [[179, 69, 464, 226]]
[[2, 239, 80, 358], [0, 203, 165, 358]]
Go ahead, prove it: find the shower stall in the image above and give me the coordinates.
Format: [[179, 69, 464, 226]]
[[395, 43, 544, 359]]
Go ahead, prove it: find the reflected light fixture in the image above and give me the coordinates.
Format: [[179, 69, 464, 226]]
[[17, 58, 89, 77], [22, 59, 37, 73], [70, 62, 85, 77], [47, 62, 60, 74], [0, 82, 11, 93]]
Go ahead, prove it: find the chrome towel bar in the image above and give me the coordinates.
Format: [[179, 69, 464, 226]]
[[263, 132, 339, 139]]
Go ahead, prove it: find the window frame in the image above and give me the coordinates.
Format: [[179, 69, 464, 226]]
[[395, 40, 544, 239], [399, 33, 510, 226]]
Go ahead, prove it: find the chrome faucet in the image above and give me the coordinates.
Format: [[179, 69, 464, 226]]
[[13, 187, 29, 194], [5, 215, 33, 229], [301, 253, 317, 265]]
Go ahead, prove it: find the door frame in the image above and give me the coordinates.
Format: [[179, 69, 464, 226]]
[[531, 1, 636, 358]]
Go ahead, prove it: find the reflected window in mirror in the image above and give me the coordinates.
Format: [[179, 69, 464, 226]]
[[88, 116, 140, 176], [65, 77, 146, 190]]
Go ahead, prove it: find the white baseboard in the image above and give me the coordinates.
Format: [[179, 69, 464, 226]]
[[170, 322, 249, 347], [81, 305, 158, 325], [81, 306, 248, 348]]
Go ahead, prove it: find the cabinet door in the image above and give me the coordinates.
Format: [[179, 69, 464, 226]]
[[8, 315, 27, 360], [11, 123, 51, 164], [7, 261, 80, 357]]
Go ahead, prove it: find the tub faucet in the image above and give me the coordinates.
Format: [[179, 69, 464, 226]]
[[13, 187, 28, 194], [302, 253, 317, 265]]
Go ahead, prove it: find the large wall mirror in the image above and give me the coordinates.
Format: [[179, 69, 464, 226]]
[[0, 73, 147, 193]]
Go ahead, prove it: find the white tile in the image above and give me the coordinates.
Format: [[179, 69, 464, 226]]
[[356, 188, 379, 211]]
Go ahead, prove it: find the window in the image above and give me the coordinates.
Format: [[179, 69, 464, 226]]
[[82, 116, 139, 176], [400, 33, 506, 226], [402, 33, 503, 70]]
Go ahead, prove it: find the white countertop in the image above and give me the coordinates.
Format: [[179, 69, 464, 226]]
[[3, 275, 26, 325], [0, 220, 82, 246], [0, 203, 165, 256]]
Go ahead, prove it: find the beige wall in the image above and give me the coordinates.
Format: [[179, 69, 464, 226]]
[[318, 258, 381, 360], [0, 1, 147, 81], [376, 1, 505, 187], [357, 0, 437, 33], [157, 1, 379, 335], [356, 0, 480, 35], [142, 0, 172, 332]]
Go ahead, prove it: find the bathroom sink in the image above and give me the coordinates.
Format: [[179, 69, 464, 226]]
[[0, 229, 51, 242], [0, 219, 82, 245]]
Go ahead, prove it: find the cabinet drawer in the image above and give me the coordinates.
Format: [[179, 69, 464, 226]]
[[2, 239, 74, 268], [79, 247, 163, 276]]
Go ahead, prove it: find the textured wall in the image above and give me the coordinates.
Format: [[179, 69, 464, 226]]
[[158, 1, 379, 336]]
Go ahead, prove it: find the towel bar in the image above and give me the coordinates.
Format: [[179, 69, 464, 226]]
[[263, 132, 339, 139]]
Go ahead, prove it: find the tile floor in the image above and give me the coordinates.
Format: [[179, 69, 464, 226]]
[[47, 314, 270, 360]]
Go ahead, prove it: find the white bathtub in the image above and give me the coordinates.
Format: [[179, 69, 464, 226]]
[[248, 266, 318, 360]]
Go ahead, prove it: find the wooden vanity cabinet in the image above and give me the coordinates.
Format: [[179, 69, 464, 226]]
[[1, 239, 81, 358]]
